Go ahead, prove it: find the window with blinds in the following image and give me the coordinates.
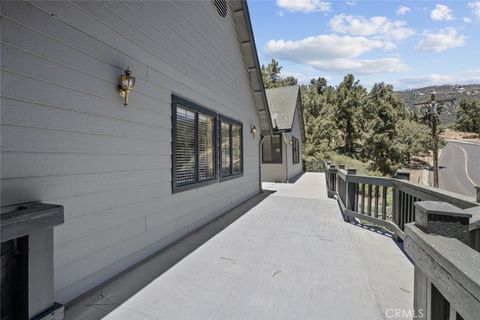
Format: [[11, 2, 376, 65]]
[[219, 117, 243, 178], [232, 124, 242, 174], [172, 96, 217, 192], [262, 135, 282, 163], [199, 114, 215, 180], [221, 122, 231, 176], [176, 107, 196, 184], [292, 137, 300, 164]]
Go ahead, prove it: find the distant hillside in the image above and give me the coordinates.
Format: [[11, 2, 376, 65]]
[[396, 84, 480, 124]]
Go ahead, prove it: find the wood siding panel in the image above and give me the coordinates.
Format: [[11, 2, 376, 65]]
[[1, 0, 261, 303], [288, 108, 304, 179]]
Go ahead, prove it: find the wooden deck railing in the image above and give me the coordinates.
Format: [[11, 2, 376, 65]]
[[323, 160, 480, 319], [324, 160, 480, 240]]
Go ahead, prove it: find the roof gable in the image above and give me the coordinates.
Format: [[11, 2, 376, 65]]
[[265, 86, 300, 130]]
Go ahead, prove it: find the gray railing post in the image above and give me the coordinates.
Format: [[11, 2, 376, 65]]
[[324, 161, 330, 190], [408, 201, 472, 319], [393, 169, 411, 230], [328, 165, 337, 198], [413, 201, 472, 244], [346, 169, 357, 212], [395, 169, 410, 181], [475, 186, 480, 203]]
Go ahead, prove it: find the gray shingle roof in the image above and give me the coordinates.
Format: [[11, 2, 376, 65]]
[[265, 85, 300, 130]]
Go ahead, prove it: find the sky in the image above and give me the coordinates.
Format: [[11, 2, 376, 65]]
[[248, 0, 480, 90]]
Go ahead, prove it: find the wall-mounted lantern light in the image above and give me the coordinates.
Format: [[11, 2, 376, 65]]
[[289, 138, 293, 145], [119, 67, 135, 107], [251, 125, 257, 138]]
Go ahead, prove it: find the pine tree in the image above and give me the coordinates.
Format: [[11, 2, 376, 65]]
[[334, 74, 366, 156], [456, 99, 480, 135]]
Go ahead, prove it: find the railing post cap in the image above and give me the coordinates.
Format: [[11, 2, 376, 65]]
[[347, 168, 357, 175], [329, 164, 336, 169], [475, 186, 480, 190], [414, 201, 471, 218], [338, 164, 346, 169], [395, 169, 410, 180], [414, 201, 471, 243]]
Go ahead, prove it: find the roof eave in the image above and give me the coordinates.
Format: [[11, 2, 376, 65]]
[[296, 87, 306, 143], [231, 0, 273, 136]]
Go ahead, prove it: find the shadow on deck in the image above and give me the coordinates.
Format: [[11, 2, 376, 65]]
[[67, 173, 413, 320]]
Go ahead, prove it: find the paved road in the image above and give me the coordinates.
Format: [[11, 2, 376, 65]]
[[104, 173, 413, 320], [439, 141, 480, 198]]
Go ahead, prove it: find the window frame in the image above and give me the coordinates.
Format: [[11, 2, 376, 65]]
[[219, 115, 244, 181], [292, 136, 300, 164], [262, 134, 283, 164], [172, 95, 218, 193]]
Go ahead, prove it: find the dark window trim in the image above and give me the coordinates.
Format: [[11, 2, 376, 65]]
[[172, 95, 218, 194], [219, 115, 243, 181], [292, 136, 300, 164], [262, 134, 283, 164]]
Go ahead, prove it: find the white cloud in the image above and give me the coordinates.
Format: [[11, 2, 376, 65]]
[[264, 34, 408, 75], [415, 27, 466, 52], [399, 74, 456, 86], [276, 0, 331, 13], [463, 17, 472, 23], [468, 2, 480, 18], [311, 58, 410, 74], [431, 4, 454, 21], [346, 1, 356, 6], [265, 34, 395, 62], [399, 70, 480, 87], [329, 14, 415, 40], [396, 5, 411, 16]]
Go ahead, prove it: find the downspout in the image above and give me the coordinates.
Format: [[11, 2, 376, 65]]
[[282, 132, 289, 183], [259, 136, 265, 192]]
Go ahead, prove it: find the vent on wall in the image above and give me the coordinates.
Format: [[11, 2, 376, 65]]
[[213, 0, 228, 17]]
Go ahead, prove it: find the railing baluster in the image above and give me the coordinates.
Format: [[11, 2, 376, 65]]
[[355, 183, 359, 212], [405, 194, 410, 225], [399, 191, 405, 230], [413, 197, 418, 222], [361, 184, 366, 214], [412, 195, 416, 223], [374, 185, 379, 218], [408, 194, 413, 224], [405, 192, 410, 227], [381, 186, 387, 220], [367, 184, 373, 216]]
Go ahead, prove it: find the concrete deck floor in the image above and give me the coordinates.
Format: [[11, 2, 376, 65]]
[[77, 173, 413, 320]]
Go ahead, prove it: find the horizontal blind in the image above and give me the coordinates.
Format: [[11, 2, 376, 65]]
[[176, 106, 196, 184], [198, 114, 215, 180], [221, 122, 231, 176], [232, 124, 242, 174]]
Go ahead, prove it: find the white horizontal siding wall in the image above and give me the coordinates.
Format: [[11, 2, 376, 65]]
[[261, 136, 287, 183], [287, 108, 304, 180], [1, 1, 262, 303], [261, 106, 303, 182]]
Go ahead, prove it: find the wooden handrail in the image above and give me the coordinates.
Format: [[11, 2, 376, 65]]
[[346, 174, 393, 187], [323, 160, 480, 240], [405, 223, 480, 319], [324, 159, 480, 319], [394, 179, 478, 210]]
